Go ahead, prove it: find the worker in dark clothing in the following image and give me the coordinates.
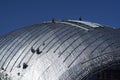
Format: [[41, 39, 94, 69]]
[[31, 47, 35, 53], [79, 17, 82, 21], [52, 18, 55, 23], [36, 48, 42, 55]]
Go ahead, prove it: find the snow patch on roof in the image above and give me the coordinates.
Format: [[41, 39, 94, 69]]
[[68, 20, 102, 28], [58, 21, 89, 31]]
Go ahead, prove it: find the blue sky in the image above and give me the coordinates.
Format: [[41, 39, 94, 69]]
[[0, 0, 120, 36]]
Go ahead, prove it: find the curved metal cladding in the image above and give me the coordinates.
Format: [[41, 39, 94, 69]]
[[0, 20, 120, 80]]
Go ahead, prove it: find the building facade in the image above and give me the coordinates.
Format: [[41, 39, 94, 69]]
[[0, 20, 120, 80]]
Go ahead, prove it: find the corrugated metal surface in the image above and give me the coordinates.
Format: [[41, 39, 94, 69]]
[[0, 20, 120, 80]]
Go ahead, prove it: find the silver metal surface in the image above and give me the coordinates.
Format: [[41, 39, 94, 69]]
[[0, 20, 120, 80]]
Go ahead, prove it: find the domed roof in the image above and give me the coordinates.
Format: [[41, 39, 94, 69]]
[[0, 20, 120, 80]]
